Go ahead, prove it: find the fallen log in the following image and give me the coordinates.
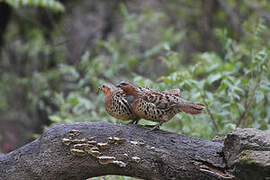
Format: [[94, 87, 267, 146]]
[[0, 122, 269, 180]]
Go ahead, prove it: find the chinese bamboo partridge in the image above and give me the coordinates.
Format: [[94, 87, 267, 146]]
[[99, 83, 182, 124], [99, 83, 139, 123], [117, 81, 205, 130]]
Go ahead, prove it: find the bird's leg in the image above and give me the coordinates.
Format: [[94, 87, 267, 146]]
[[128, 121, 134, 124], [133, 119, 139, 124], [128, 118, 140, 125], [147, 122, 163, 132]]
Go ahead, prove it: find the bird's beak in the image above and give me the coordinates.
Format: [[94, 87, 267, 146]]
[[116, 84, 121, 88]]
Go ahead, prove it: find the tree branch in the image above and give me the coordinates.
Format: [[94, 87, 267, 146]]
[[202, 92, 219, 132], [206, 105, 219, 133], [236, 75, 261, 127], [0, 122, 269, 179]]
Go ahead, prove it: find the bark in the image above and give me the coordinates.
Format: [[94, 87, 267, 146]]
[[0, 122, 269, 180], [223, 128, 270, 180]]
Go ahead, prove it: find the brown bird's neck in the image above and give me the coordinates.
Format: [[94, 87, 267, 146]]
[[104, 89, 112, 100], [123, 86, 139, 98], [104, 91, 112, 111]]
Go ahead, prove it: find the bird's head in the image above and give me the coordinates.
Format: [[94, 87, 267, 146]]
[[116, 80, 138, 96], [98, 83, 117, 96]]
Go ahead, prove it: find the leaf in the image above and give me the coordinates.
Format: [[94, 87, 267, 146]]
[[59, 64, 80, 81], [119, 3, 128, 17], [4, 0, 65, 12], [144, 43, 164, 58], [255, 91, 264, 103], [216, 81, 227, 93], [260, 84, 270, 91], [208, 73, 222, 83], [233, 85, 245, 95], [49, 115, 61, 122], [68, 96, 79, 106], [232, 93, 240, 100], [237, 103, 245, 112], [163, 43, 170, 51], [225, 123, 236, 130], [222, 103, 231, 108]]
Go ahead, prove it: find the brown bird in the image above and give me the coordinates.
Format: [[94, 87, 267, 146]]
[[117, 81, 205, 130], [99, 83, 139, 123], [99, 83, 182, 124]]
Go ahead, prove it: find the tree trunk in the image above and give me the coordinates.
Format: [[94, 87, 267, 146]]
[[0, 2, 12, 48], [0, 122, 269, 180]]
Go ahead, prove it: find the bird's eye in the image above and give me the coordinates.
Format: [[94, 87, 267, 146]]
[[100, 85, 106, 89], [120, 82, 128, 86]]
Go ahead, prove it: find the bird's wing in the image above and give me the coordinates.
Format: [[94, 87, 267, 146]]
[[138, 86, 181, 96], [140, 91, 179, 109], [162, 89, 181, 96]]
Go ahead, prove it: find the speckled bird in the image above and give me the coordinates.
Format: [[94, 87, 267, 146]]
[[99, 83, 139, 123], [99, 83, 182, 124], [116, 81, 205, 129]]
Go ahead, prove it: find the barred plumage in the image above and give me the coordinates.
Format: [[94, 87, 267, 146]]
[[117, 81, 205, 130], [99, 83, 182, 125], [99, 83, 139, 122]]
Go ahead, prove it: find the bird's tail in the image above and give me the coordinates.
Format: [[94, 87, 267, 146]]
[[177, 100, 205, 114]]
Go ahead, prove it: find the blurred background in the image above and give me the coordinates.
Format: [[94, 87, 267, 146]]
[[0, 0, 270, 178]]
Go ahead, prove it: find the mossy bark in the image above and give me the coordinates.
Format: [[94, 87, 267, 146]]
[[223, 128, 270, 180]]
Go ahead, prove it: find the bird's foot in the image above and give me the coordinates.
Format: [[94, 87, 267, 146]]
[[128, 119, 139, 125], [146, 123, 162, 132]]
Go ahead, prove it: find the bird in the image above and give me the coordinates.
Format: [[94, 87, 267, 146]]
[[99, 83, 140, 123], [99, 83, 182, 124], [116, 81, 205, 130]]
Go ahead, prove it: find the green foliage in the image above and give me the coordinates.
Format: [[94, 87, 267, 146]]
[[1, 0, 268, 140], [1, 1, 270, 179], [158, 18, 270, 137], [47, 4, 185, 128], [4, 0, 65, 12], [48, 53, 119, 127], [45, 5, 270, 140], [0, 0, 269, 138]]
